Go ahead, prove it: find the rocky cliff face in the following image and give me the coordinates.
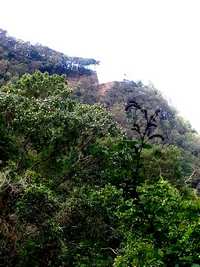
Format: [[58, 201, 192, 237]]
[[98, 81, 115, 96], [67, 71, 99, 88]]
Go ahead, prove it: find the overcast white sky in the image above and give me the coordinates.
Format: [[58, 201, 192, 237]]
[[1, 0, 200, 131]]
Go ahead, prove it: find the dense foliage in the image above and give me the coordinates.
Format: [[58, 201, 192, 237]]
[[73, 79, 200, 192], [74, 80, 200, 155], [1, 71, 200, 266]]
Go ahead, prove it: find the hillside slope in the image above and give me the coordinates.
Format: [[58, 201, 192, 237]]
[[2, 31, 200, 266], [73, 79, 200, 156], [0, 28, 98, 85], [1, 29, 200, 157]]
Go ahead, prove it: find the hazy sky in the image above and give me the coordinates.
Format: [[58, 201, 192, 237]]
[[1, 0, 200, 131]]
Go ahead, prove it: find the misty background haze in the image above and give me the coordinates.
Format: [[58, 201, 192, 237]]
[[1, 0, 200, 131]]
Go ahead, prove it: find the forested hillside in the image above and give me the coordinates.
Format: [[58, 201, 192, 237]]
[[73, 79, 200, 154], [1, 30, 200, 266], [0, 29, 98, 85]]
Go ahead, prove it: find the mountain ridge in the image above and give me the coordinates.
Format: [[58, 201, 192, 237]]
[[1, 28, 200, 158]]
